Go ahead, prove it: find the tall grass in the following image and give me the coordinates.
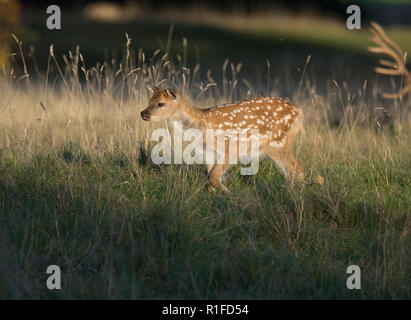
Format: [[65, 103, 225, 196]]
[[0, 31, 409, 299]]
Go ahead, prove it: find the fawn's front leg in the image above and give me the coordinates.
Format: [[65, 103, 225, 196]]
[[208, 163, 230, 192]]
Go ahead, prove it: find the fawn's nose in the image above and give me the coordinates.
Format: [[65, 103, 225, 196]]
[[140, 109, 150, 121]]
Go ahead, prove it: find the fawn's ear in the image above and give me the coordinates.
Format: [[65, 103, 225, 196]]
[[165, 88, 177, 100]]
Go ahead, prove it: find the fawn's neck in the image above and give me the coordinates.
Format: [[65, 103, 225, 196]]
[[174, 98, 206, 129]]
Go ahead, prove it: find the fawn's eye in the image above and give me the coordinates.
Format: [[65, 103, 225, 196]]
[[157, 102, 165, 107]]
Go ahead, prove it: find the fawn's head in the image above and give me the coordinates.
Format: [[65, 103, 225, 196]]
[[141, 87, 179, 121]]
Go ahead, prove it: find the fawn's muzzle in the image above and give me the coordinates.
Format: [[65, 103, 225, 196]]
[[140, 110, 151, 121]]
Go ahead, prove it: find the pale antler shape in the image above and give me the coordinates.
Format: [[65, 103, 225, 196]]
[[368, 21, 411, 99]]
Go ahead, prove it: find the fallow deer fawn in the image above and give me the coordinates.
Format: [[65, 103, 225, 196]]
[[141, 87, 304, 192]]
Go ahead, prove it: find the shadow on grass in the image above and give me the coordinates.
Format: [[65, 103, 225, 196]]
[[0, 146, 408, 298]]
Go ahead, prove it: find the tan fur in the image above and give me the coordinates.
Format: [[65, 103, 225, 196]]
[[141, 88, 304, 191]]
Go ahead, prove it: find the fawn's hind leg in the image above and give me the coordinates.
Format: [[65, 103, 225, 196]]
[[273, 111, 304, 183], [264, 145, 303, 183], [264, 114, 304, 184]]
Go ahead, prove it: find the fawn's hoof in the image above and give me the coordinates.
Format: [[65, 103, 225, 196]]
[[208, 184, 230, 193], [220, 184, 230, 193]]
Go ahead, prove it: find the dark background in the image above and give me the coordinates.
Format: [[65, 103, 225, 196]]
[[5, 0, 411, 96]]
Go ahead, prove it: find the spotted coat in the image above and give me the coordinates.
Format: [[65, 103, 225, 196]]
[[204, 97, 302, 147]]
